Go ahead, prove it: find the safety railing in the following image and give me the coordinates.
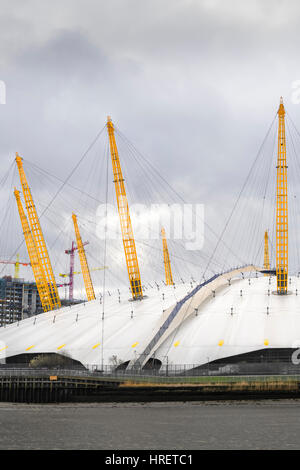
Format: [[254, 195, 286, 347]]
[[1, 359, 300, 381]]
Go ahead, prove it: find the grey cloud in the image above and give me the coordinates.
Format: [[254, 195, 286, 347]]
[[0, 0, 300, 288]]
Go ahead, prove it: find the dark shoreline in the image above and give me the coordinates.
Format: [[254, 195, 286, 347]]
[[1, 373, 300, 403]]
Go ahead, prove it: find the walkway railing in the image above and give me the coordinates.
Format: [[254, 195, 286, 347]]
[[1, 358, 300, 380]]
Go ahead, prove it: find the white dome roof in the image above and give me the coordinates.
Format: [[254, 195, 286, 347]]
[[1, 268, 300, 370], [155, 274, 300, 368]]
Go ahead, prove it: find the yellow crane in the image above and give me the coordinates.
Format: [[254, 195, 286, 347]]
[[72, 213, 96, 301], [15, 153, 61, 309], [276, 98, 288, 294], [161, 227, 174, 285], [263, 230, 270, 276], [107, 116, 143, 300], [14, 189, 53, 311], [0, 254, 31, 279], [59, 266, 108, 278], [15, 254, 21, 279]]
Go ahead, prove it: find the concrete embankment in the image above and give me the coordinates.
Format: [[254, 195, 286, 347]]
[[1, 373, 300, 403]]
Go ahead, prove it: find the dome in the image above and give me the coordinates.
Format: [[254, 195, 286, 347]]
[[1, 266, 299, 371]]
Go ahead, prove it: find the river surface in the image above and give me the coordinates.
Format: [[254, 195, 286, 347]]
[[0, 399, 300, 450]]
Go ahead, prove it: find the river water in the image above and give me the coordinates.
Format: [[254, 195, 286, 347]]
[[0, 400, 300, 450]]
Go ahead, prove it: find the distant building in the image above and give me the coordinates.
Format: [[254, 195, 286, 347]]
[[0, 276, 43, 326]]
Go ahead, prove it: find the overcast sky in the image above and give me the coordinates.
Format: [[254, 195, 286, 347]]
[[1, 0, 300, 288]]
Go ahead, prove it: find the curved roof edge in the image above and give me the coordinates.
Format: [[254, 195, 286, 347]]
[[130, 265, 261, 369]]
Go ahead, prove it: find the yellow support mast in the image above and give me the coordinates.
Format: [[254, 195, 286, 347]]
[[161, 227, 174, 285], [15, 153, 61, 309], [107, 117, 143, 300], [14, 189, 52, 311], [276, 98, 288, 294], [263, 230, 270, 276], [72, 213, 96, 301]]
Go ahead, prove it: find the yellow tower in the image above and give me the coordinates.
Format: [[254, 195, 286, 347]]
[[263, 230, 270, 276], [276, 98, 288, 294], [72, 213, 96, 301], [107, 117, 143, 300], [14, 189, 53, 311], [161, 227, 174, 285], [15, 154, 61, 309]]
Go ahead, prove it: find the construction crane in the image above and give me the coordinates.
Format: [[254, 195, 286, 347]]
[[60, 267, 107, 277], [161, 227, 174, 285], [60, 241, 88, 301], [65, 241, 76, 301], [0, 254, 30, 279], [276, 98, 288, 294], [60, 266, 107, 277], [59, 250, 107, 302], [263, 230, 270, 276], [107, 116, 143, 300], [72, 213, 96, 301], [15, 153, 61, 309], [14, 189, 53, 311], [58, 268, 107, 301]]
